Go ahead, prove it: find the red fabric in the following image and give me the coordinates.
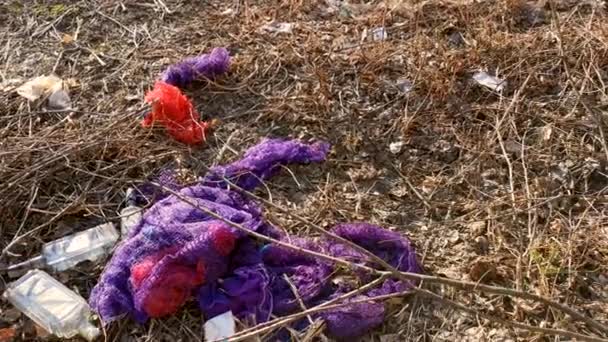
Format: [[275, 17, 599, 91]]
[[142, 265, 193, 317], [143, 81, 213, 145], [130, 249, 207, 318], [130, 258, 158, 289], [210, 225, 237, 256]]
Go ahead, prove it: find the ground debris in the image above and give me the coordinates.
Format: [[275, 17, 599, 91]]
[[2, 0, 608, 340]]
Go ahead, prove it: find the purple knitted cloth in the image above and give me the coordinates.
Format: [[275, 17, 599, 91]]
[[160, 47, 231, 88], [89, 138, 421, 339]]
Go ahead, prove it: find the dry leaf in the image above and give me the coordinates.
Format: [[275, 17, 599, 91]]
[[469, 258, 498, 282], [61, 33, 74, 45]]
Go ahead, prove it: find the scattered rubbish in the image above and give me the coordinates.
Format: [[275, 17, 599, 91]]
[[549, 161, 572, 184], [204, 311, 235, 341], [362, 27, 388, 42], [120, 188, 143, 237], [161, 47, 231, 88], [389, 141, 405, 154], [540, 125, 553, 141], [395, 78, 413, 93], [260, 22, 294, 34], [472, 71, 506, 92], [370, 27, 388, 41], [146, 47, 229, 144], [142, 81, 216, 145], [16, 75, 72, 109], [4, 270, 100, 341], [6, 223, 119, 275], [48, 88, 71, 110], [16, 75, 62, 101], [220, 8, 235, 16], [89, 139, 421, 339]]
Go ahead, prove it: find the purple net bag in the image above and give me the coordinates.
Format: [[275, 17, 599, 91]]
[[89, 138, 422, 339], [204, 138, 331, 191], [161, 47, 231, 88], [89, 139, 332, 323]]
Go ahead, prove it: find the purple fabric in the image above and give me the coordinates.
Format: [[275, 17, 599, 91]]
[[199, 265, 272, 324], [131, 168, 181, 206], [89, 138, 422, 339], [320, 295, 386, 339], [160, 47, 231, 88], [204, 139, 331, 191]]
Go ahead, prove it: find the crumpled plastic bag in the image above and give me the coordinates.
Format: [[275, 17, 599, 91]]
[[16, 75, 72, 109]]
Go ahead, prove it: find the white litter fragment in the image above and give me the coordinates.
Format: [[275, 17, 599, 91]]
[[261, 22, 294, 34], [16, 74, 72, 109], [16, 75, 63, 102], [48, 89, 72, 110], [370, 27, 387, 41], [541, 125, 553, 141], [472, 71, 506, 92], [204, 311, 235, 342], [221, 8, 235, 16], [120, 188, 142, 236], [389, 141, 405, 154], [396, 79, 413, 93]]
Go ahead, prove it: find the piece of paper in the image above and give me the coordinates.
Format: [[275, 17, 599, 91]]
[[473, 71, 506, 92]]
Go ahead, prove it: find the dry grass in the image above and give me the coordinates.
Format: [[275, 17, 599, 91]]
[[1, 0, 608, 341]]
